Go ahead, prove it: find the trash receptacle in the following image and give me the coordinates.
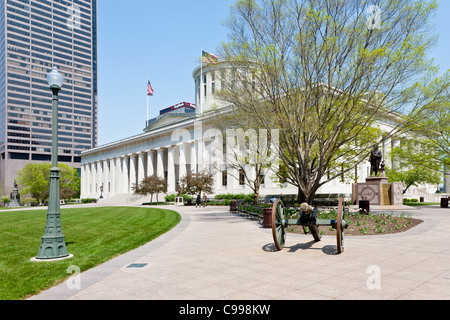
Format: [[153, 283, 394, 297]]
[[441, 198, 449, 208], [263, 208, 272, 228], [359, 200, 370, 214]]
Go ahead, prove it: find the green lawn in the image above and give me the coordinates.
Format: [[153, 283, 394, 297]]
[[0, 206, 181, 300]]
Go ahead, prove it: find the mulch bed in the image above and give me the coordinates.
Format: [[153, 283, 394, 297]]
[[287, 212, 423, 237]]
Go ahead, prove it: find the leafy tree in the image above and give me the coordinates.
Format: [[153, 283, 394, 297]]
[[2, 197, 10, 207], [216, 0, 447, 203], [16, 163, 81, 203], [386, 139, 442, 193], [132, 175, 167, 203], [410, 73, 450, 168], [16, 163, 50, 204], [179, 170, 215, 197], [208, 112, 277, 204]]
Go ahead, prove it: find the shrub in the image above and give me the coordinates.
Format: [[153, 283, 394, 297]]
[[20, 197, 37, 206], [142, 202, 167, 206], [165, 194, 193, 202], [81, 198, 97, 204], [165, 194, 176, 202], [215, 193, 255, 203], [2, 197, 10, 207]]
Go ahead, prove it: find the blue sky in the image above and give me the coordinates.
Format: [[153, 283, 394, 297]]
[[96, 0, 450, 146]]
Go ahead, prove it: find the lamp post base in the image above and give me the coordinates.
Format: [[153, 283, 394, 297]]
[[31, 254, 74, 263]]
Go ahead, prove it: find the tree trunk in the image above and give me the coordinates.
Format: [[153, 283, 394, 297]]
[[297, 185, 320, 205], [297, 188, 307, 204], [254, 187, 260, 205]]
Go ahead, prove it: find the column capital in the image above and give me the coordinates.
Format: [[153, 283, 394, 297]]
[[176, 142, 191, 148]]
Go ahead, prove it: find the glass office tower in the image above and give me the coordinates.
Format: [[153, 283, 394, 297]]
[[0, 0, 98, 194]]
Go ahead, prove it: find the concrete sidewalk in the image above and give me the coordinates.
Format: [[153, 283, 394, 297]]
[[29, 204, 450, 300]]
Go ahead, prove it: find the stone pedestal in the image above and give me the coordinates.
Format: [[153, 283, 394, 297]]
[[354, 177, 403, 206], [9, 185, 22, 208], [175, 197, 184, 206]]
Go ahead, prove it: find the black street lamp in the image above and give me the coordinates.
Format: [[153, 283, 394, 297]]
[[99, 184, 104, 199], [33, 67, 73, 261]]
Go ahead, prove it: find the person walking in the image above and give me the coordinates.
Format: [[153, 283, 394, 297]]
[[196, 193, 201, 208], [202, 193, 207, 207]]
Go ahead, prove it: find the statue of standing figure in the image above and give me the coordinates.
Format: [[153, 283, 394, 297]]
[[370, 146, 383, 177], [9, 181, 22, 208]]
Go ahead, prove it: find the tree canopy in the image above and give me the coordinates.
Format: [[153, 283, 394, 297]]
[[132, 175, 167, 203], [179, 170, 215, 196], [16, 163, 80, 203], [386, 138, 442, 194], [215, 0, 448, 203]]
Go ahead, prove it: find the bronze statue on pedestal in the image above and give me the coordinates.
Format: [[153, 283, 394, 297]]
[[370, 146, 383, 177]]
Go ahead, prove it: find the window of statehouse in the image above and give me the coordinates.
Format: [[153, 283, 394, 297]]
[[203, 73, 207, 97], [222, 170, 227, 186], [239, 169, 245, 186]]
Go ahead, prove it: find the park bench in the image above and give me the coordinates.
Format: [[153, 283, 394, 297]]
[[233, 200, 265, 222]]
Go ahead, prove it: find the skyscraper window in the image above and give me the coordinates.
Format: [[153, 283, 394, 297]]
[[0, 0, 98, 194]]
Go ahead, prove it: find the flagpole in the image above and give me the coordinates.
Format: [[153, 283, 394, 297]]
[[147, 78, 149, 127]]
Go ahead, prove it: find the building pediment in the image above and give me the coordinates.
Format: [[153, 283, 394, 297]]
[[144, 102, 197, 132], [145, 113, 196, 132]]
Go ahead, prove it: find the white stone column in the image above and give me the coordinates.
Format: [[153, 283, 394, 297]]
[[391, 139, 401, 170], [167, 146, 176, 193], [214, 169, 222, 192], [263, 168, 274, 190], [122, 156, 129, 194], [89, 162, 95, 196], [138, 153, 145, 185], [95, 161, 100, 196], [246, 165, 255, 188], [129, 154, 137, 191], [147, 151, 155, 177], [190, 141, 197, 174], [197, 139, 206, 173], [80, 164, 87, 198], [156, 149, 164, 179], [96, 161, 102, 197], [178, 143, 187, 181], [115, 157, 123, 195], [383, 137, 392, 168], [110, 158, 116, 196], [104, 159, 110, 196], [104, 160, 109, 195]]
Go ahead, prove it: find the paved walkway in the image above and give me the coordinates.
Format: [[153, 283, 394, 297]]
[[29, 204, 450, 300]]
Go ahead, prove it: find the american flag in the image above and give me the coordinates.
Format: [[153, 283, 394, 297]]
[[147, 80, 154, 96], [202, 51, 219, 64]]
